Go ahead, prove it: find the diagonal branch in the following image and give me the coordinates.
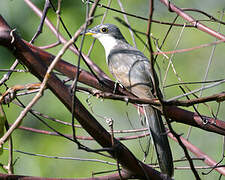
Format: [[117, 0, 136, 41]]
[[20, 40, 225, 136], [168, 132, 225, 176], [0, 14, 169, 180], [159, 0, 225, 40]]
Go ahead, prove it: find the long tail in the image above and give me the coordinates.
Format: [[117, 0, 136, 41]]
[[144, 105, 174, 177]]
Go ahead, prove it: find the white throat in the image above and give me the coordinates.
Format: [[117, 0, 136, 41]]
[[93, 34, 118, 58]]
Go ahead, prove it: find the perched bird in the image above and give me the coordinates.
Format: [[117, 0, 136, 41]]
[[84, 24, 173, 177]]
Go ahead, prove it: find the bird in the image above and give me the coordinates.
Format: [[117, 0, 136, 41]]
[[84, 23, 174, 177]]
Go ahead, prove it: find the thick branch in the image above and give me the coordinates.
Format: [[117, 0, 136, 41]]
[[0, 15, 168, 180], [165, 106, 225, 136], [20, 38, 225, 136]]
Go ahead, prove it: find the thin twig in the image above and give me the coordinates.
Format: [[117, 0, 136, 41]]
[[117, 0, 136, 47], [3, 147, 116, 166]]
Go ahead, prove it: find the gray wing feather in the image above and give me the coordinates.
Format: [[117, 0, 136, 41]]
[[108, 48, 154, 98]]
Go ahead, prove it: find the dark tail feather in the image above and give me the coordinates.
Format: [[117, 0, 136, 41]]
[[144, 105, 174, 177]]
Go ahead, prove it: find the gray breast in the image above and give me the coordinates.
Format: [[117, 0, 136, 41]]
[[107, 45, 155, 98]]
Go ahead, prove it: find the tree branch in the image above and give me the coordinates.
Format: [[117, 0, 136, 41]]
[[0, 14, 169, 180], [159, 0, 225, 40]]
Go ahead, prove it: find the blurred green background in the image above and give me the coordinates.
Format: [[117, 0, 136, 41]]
[[0, 0, 225, 179]]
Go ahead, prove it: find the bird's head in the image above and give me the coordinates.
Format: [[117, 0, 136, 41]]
[[83, 24, 127, 55], [84, 24, 125, 40]]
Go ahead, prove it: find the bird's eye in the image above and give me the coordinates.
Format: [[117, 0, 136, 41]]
[[100, 27, 108, 33]]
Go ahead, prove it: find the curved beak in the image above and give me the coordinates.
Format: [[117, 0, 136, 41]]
[[85, 32, 96, 35], [80, 29, 97, 36]]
